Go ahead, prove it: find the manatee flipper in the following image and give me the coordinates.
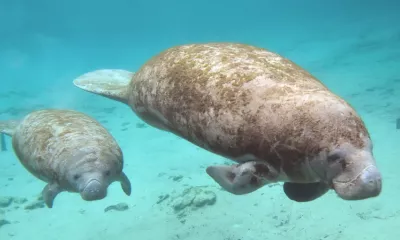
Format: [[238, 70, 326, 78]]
[[0, 119, 20, 136], [0, 119, 20, 152], [42, 182, 63, 208], [72, 69, 133, 104], [206, 161, 279, 195], [118, 172, 132, 196], [283, 182, 330, 202]]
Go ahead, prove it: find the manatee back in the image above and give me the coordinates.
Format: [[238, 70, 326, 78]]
[[129, 43, 330, 136], [11, 109, 123, 183], [130, 43, 367, 150], [130, 43, 329, 105]]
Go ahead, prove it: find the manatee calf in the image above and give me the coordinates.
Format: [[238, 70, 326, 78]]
[[0, 109, 131, 207], [72, 42, 382, 202]]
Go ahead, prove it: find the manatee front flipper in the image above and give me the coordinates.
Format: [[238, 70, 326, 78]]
[[0, 119, 20, 136], [283, 182, 330, 202], [118, 172, 132, 196], [42, 183, 63, 208], [206, 161, 279, 195], [0, 119, 21, 152]]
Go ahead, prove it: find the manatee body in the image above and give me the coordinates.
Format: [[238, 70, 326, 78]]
[[72, 42, 382, 202], [0, 109, 131, 208]]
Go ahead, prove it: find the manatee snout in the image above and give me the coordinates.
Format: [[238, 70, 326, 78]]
[[81, 179, 108, 201], [73, 169, 131, 202], [333, 165, 382, 200]]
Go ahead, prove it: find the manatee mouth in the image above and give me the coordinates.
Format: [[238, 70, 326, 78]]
[[80, 179, 107, 201], [332, 165, 382, 200]]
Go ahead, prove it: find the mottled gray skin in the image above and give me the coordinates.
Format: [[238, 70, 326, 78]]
[[73, 43, 382, 202], [1, 109, 131, 208]]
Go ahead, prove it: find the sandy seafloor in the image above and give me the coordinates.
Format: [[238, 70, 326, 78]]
[[1, 1, 400, 240]]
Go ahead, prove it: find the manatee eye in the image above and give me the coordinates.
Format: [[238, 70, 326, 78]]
[[327, 152, 343, 163], [105, 170, 111, 176], [73, 174, 81, 180]]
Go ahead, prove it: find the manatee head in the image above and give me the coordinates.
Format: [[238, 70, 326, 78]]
[[314, 138, 382, 200], [65, 151, 131, 201]]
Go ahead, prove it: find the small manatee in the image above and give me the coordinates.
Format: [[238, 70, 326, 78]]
[[0, 109, 131, 208]]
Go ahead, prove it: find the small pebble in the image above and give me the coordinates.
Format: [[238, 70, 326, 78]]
[[156, 194, 170, 204], [104, 203, 129, 213], [0, 219, 10, 228], [170, 175, 183, 182]]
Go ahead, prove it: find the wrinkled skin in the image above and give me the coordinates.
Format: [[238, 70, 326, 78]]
[[42, 150, 131, 208], [72, 43, 382, 202], [2, 109, 132, 208]]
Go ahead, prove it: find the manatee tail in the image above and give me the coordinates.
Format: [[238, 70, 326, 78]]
[[0, 119, 20, 151], [72, 69, 134, 104]]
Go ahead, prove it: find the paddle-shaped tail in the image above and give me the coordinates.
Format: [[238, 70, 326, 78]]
[[0, 119, 20, 151], [72, 69, 134, 104]]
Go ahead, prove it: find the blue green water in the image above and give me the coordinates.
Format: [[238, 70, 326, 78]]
[[0, 0, 399, 239]]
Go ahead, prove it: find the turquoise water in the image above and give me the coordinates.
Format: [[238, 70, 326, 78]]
[[0, 0, 399, 239]]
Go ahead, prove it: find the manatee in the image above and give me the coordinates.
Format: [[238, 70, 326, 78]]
[[0, 109, 131, 208], [72, 42, 382, 202]]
